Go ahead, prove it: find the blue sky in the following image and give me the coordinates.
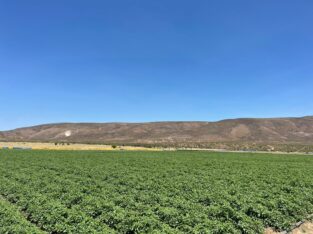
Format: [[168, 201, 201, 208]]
[[1, 1, 313, 130]]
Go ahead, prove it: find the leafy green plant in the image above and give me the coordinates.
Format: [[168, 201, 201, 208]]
[[0, 150, 312, 233]]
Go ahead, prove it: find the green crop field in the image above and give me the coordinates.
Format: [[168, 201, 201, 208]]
[[0, 150, 312, 234]]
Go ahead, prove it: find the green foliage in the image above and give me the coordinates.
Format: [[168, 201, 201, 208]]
[[0, 197, 44, 234], [0, 150, 313, 233]]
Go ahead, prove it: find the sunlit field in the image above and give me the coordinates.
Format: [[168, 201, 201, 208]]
[[0, 150, 312, 233]]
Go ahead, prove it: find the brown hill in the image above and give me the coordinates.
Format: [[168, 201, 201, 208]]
[[1, 117, 313, 147]]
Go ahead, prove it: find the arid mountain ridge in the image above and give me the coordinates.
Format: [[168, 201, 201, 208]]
[[1, 116, 313, 147]]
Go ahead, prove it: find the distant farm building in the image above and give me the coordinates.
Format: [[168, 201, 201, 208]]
[[12, 147, 32, 150]]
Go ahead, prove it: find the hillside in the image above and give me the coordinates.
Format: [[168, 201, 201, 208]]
[[1, 117, 313, 147]]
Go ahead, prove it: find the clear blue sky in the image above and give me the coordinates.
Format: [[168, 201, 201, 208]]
[[1, 1, 313, 130]]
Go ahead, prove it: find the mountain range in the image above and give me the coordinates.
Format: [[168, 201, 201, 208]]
[[1, 116, 313, 147]]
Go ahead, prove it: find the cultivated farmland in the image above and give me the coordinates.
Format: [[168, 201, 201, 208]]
[[0, 150, 312, 233]]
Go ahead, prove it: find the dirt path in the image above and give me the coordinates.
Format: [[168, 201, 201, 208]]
[[265, 222, 313, 234]]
